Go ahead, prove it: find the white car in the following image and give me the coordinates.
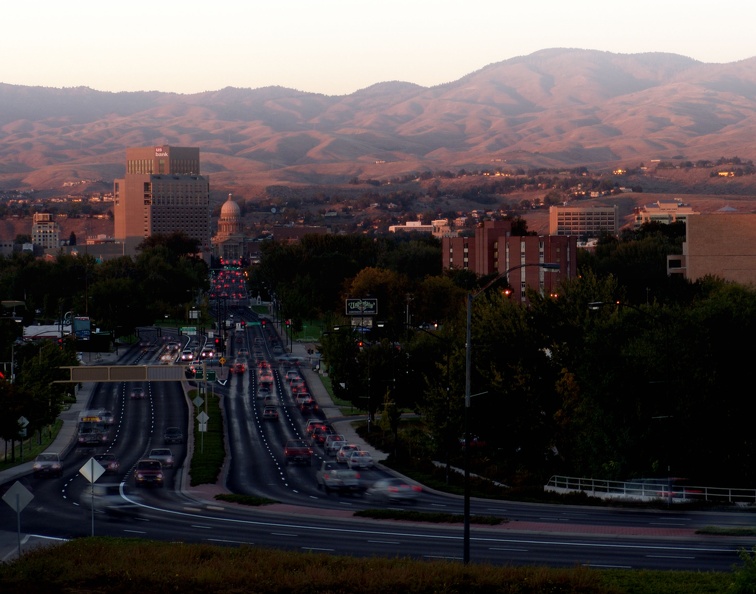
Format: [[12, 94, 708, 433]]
[[148, 448, 175, 468], [347, 450, 374, 469], [324, 434, 347, 456], [336, 444, 361, 464]]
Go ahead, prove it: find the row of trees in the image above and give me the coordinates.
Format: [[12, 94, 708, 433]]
[[0, 233, 209, 454], [254, 222, 754, 487]]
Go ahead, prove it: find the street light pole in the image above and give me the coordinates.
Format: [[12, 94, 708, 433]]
[[463, 261, 560, 565]]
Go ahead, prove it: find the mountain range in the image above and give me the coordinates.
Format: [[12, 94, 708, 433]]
[[3, 48, 756, 198]]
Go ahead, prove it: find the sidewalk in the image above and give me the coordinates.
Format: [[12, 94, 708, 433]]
[[0, 350, 121, 485]]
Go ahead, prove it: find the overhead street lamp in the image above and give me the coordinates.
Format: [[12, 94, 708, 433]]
[[463, 262, 560, 565]]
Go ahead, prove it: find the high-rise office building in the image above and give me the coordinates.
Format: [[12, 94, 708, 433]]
[[113, 146, 211, 256]]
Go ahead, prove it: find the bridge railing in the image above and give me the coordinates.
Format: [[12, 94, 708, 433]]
[[545, 475, 756, 505]]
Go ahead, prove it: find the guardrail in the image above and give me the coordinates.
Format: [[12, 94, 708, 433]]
[[545, 475, 756, 505]]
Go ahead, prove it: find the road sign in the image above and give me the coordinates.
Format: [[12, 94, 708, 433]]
[[195, 368, 204, 380], [79, 457, 106, 483], [193, 396, 204, 407], [219, 357, 226, 366], [197, 411, 209, 424], [207, 371, 216, 381], [180, 326, 197, 336], [2, 481, 33, 512]]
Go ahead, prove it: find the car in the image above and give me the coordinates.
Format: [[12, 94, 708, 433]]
[[366, 478, 422, 503], [33, 452, 62, 477], [99, 409, 115, 426], [130, 386, 146, 399], [148, 448, 175, 468], [163, 426, 183, 444], [232, 358, 247, 373], [306, 420, 330, 437], [347, 450, 374, 469], [80, 483, 142, 517], [200, 347, 215, 360], [324, 434, 347, 456], [180, 349, 194, 361], [336, 444, 361, 464], [94, 453, 120, 474], [310, 425, 336, 446], [262, 405, 279, 420], [133, 459, 164, 487]]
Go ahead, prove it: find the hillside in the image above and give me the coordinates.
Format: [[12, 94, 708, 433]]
[[4, 48, 756, 202]]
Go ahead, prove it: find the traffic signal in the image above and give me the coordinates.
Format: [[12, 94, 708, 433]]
[[261, 319, 267, 328], [285, 319, 291, 327], [214, 337, 220, 346], [241, 320, 246, 328]]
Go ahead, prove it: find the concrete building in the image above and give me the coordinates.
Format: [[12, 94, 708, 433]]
[[634, 200, 698, 228], [669, 213, 756, 285], [31, 212, 60, 250], [113, 146, 211, 257], [549, 205, 619, 238]]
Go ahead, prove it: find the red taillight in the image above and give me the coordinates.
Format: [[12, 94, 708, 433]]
[[411, 485, 422, 492]]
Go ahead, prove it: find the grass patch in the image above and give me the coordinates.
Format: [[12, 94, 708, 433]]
[[0, 537, 737, 593], [0, 419, 63, 466], [355, 508, 505, 525], [188, 388, 225, 486], [214, 493, 278, 506], [697, 526, 756, 536]]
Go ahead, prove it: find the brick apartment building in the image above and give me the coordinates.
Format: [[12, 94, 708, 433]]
[[442, 219, 577, 302]]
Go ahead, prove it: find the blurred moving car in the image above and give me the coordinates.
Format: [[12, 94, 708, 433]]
[[336, 444, 361, 464], [324, 434, 347, 456], [262, 405, 279, 420], [347, 450, 374, 469], [130, 386, 146, 399], [134, 459, 164, 487], [366, 478, 422, 503], [99, 410, 115, 426], [33, 453, 62, 477], [94, 453, 120, 474], [163, 426, 183, 444], [80, 483, 142, 518], [148, 448, 175, 468]]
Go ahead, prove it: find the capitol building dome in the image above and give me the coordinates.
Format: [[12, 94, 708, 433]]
[[217, 194, 242, 238]]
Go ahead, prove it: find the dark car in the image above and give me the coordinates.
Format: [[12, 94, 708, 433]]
[[33, 453, 62, 477], [134, 459, 164, 487], [164, 426, 183, 444], [94, 453, 120, 474]]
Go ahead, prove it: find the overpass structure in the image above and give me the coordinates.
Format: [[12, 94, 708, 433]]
[[55, 365, 192, 383]]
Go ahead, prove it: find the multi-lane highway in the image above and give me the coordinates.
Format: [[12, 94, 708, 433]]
[[2, 312, 754, 570]]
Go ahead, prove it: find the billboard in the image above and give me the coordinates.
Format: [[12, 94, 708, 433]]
[[73, 316, 91, 340], [345, 298, 378, 316]]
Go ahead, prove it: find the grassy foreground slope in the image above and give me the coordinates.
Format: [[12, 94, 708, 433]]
[[0, 538, 735, 594]]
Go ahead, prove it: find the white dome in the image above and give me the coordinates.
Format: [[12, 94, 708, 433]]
[[220, 197, 241, 218]]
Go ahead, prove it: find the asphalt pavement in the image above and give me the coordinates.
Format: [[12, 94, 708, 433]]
[[0, 330, 383, 561]]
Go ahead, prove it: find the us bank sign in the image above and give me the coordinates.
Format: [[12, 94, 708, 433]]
[[345, 298, 377, 316]]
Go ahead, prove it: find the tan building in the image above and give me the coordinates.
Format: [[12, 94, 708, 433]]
[[549, 205, 619, 238], [32, 212, 60, 249], [670, 213, 756, 285], [634, 200, 698, 228], [113, 146, 211, 257]]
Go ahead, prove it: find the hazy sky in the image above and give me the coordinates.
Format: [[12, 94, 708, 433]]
[[5, 1, 755, 96]]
